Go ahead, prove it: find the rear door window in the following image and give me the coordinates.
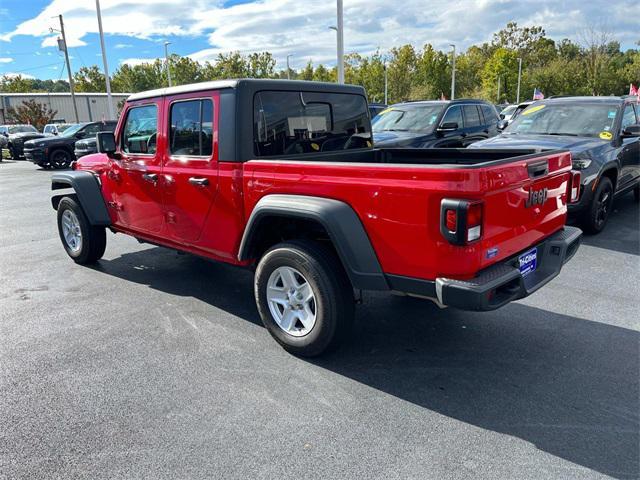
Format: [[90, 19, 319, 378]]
[[463, 105, 482, 127], [122, 104, 158, 154], [254, 91, 371, 156], [481, 104, 498, 124], [169, 99, 214, 157]]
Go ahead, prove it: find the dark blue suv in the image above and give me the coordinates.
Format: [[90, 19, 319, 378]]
[[372, 99, 500, 148]]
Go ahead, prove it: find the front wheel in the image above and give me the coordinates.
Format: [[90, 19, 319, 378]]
[[254, 240, 355, 357], [582, 176, 614, 234], [57, 196, 106, 264], [50, 149, 72, 169]]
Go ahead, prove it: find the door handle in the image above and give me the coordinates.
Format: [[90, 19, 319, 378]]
[[142, 173, 158, 183], [188, 177, 209, 186]]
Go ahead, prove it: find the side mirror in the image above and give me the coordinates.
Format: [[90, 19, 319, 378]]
[[621, 124, 640, 137], [499, 113, 505, 120], [438, 122, 458, 132], [497, 119, 509, 131], [97, 131, 117, 155]]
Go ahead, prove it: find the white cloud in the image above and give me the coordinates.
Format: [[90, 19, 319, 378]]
[[1, 72, 35, 79], [114, 43, 132, 49], [0, 57, 13, 63], [1, 0, 636, 71]]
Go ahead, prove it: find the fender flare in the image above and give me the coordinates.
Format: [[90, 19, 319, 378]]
[[238, 194, 389, 291], [51, 171, 111, 226]]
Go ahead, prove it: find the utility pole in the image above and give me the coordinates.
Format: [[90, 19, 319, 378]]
[[516, 57, 522, 104], [286, 54, 293, 80], [95, 0, 114, 120], [58, 15, 79, 123], [336, 0, 344, 84], [383, 61, 388, 104], [497, 76, 501, 103], [164, 42, 172, 87], [449, 44, 456, 100]]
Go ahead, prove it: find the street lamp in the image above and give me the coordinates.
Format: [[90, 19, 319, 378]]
[[95, 0, 114, 120], [516, 57, 523, 104], [164, 41, 172, 87], [286, 54, 293, 80], [449, 44, 456, 100], [329, 0, 345, 84]]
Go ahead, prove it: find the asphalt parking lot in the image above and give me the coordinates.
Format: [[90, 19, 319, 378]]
[[1, 160, 638, 480]]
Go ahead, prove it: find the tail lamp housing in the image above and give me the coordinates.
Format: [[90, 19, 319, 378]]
[[440, 199, 483, 245], [567, 170, 581, 204]]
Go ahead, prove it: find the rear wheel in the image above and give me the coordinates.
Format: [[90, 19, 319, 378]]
[[582, 176, 614, 234], [50, 149, 72, 169], [8, 144, 18, 160], [57, 196, 106, 264], [254, 240, 354, 357]]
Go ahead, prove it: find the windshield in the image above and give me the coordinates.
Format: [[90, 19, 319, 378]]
[[372, 104, 444, 133], [501, 105, 517, 116], [506, 103, 618, 137], [60, 124, 83, 137], [57, 124, 73, 133], [8, 125, 37, 134]]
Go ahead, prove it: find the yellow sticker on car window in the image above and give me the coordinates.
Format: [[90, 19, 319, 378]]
[[599, 131, 613, 140], [522, 104, 546, 115], [366, 141, 372, 147], [311, 143, 320, 151], [378, 108, 393, 115]]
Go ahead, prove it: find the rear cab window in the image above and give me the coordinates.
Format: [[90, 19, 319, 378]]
[[122, 104, 158, 155], [462, 105, 482, 127], [169, 99, 214, 157], [254, 91, 371, 157]]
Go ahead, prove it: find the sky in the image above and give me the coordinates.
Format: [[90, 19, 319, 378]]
[[0, 0, 637, 81]]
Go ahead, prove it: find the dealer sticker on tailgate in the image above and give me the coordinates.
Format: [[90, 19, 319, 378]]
[[518, 248, 537, 277]]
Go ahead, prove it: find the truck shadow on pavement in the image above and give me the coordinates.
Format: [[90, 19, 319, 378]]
[[93, 246, 639, 480]]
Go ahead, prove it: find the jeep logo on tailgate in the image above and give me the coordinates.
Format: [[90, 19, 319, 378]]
[[525, 187, 548, 208]]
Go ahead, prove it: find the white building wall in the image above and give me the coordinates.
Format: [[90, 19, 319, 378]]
[[0, 92, 130, 124]]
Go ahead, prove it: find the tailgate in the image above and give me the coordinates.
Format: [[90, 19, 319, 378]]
[[463, 151, 573, 274]]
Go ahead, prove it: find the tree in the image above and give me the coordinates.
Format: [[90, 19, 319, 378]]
[[0, 75, 33, 93], [6, 100, 57, 131], [482, 48, 519, 103], [247, 52, 276, 78], [387, 45, 417, 102], [299, 61, 315, 81], [74, 66, 106, 92]]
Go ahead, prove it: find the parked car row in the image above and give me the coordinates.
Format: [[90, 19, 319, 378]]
[[1, 121, 117, 168]]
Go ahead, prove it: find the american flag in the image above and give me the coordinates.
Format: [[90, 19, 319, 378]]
[[533, 88, 544, 100]]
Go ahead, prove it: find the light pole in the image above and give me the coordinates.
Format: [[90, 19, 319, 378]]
[[449, 44, 456, 100], [286, 54, 293, 80], [164, 41, 172, 87], [95, 0, 114, 120], [516, 57, 522, 104], [330, 0, 345, 84], [52, 15, 79, 123], [383, 60, 388, 104], [497, 75, 501, 103]]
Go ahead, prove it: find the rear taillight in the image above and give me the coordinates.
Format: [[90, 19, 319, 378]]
[[568, 170, 581, 204], [440, 199, 483, 245]]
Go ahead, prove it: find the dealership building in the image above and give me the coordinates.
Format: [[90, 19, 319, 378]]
[[0, 92, 131, 124]]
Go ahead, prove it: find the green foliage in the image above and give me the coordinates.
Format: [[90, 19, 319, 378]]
[[74, 66, 106, 92], [6, 99, 57, 130]]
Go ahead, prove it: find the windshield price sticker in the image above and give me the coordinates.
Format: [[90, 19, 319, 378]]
[[522, 104, 546, 116]]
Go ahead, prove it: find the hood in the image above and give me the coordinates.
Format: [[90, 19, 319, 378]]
[[373, 130, 433, 147], [75, 152, 109, 173], [9, 132, 44, 141], [25, 134, 74, 148], [468, 133, 608, 154]]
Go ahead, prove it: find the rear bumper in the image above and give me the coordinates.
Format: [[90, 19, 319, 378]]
[[387, 226, 582, 311]]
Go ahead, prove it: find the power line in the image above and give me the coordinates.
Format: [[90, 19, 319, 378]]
[[0, 61, 63, 74]]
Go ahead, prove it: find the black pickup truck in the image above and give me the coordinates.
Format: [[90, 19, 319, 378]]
[[471, 96, 640, 233]]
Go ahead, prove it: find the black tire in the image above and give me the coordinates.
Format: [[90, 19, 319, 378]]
[[57, 196, 106, 264], [581, 176, 614, 234], [8, 145, 17, 160], [49, 149, 72, 169], [254, 240, 355, 357]]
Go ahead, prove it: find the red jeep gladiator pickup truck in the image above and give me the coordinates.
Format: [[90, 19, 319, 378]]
[[51, 79, 582, 356]]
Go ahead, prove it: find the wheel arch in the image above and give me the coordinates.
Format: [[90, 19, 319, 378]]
[[238, 194, 388, 291], [599, 166, 618, 191], [51, 171, 111, 226]]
